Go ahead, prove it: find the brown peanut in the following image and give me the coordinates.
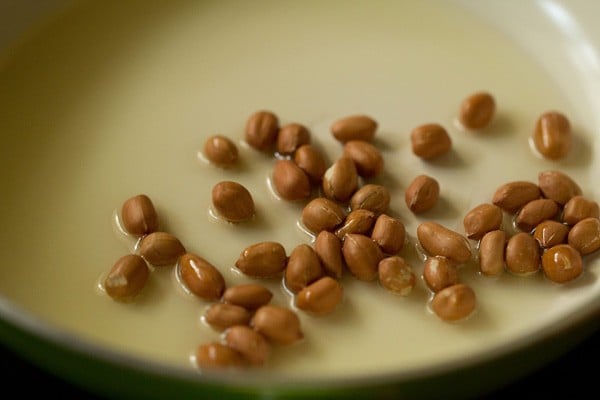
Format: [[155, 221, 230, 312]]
[[272, 159, 311, 201], [104, 254, 150, 301], [423, 256, 459, 292], [492, 181, 541, 213], [410, 123, 452, 159], [294, 144, 327, 183], [245, 110, 279, 151], [178, 253, 225, 301], [533, 220, 569, 248], [505, 232, 541, 275], [204, 303, 251, 331], [542, 244, 583, 283], [478, 230, 506, 276], [195, 342, 244, 369], [251, 305, 304, 345], [350, 184, 390, 215], [211, 181, 255, 222], [342, 233, 384, 281], [431, 284, 476, 321], [224, 325, 270, 365], [463, 203, 503, 240], [562, 196, 600, 226], [284, 244, 324, 294], [458, 91, 495, 130], [515, 198, 560, 232], [301, 197, 346, 234], [121, 194, 158, 235], [203, 135, 238, 168], [138, 231, 186, 266], [276, 123, 310, 155], [335, 209, 376, 240], [222, 284, 273, 310], [314, 230, 344, 279], [378, 256, 416, 296], [330, 114, 377, 143], [405, 175, 439, 214], [532, 111, 572, 160], [296, 276, 344, 315], [235, 241, 287, 278], [371, 214, 406, 254], [322, 157, 359, 202], [568, 217, 600, 255], [342, 140, 384, 178], [538, 170, 582, 205], [417, 222, 472, 264]]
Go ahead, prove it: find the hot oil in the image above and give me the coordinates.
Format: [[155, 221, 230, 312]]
[[0, 0, 597, 379]]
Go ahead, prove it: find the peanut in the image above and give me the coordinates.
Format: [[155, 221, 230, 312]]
[[410, 123, 452, 159], [463, 203, 503, 240], [538, 170, 582, 205], [204, 303, 251, 331], [342, 233, 384, 281], [301, 197, 346, 234], [178, 252, 225, 301], [405, 175, 439, 214], [294, 144, 327, 183], [104, 254, 150, 301], [330, 114, 377, 143], [478, 230, 506, 276], [203, 135, 238, 168], [542, 244, 583, 283], [335, 209, 376, 240], [515, 198, 560, 232], [505, 232, 541, 275], [235, 241, 287, 278], [271, 159, 312, 201], [342, 140, 384, 178], [533, 220, 569, 248], [562, 196, 600, 226], [222, 284, 273, 310], [138, 231, 186, 266], [458, 91, 495, 130], [371, 214, 406, 254], [423, 256, 459, 292], [224, 325, 270, 365], [296, 276, 344, 315], [121, 194, 158, 235], [492, 181, 541, 213], [431, 284, 476, 321], [568, 217, 600, 255], [322, 157, 359, 202], [417, 222, 472, 264], [532, 111, 572, 160], [245, 110, 279, 151], [195, 342, 244, 369], [276, 123, 310, 155], [350, 184, 390, 215], [378, 256, 416, 296], [251, 305, 304, 345], [314, 230, 344, 279], [211, 181, 255, 222], [284, 244, 324, 294]]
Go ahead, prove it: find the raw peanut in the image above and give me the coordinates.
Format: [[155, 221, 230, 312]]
[[342, 233, 384, 281], [423, 256, 459, 292], [532, 111, 572, 160], [342, 140, 384, 178], [121, 194, 158, 235], [410, 123, 452, 159], [417, 222, 472, 264], [478, 230, 506, 276], [195, 342, 244, 369], [272, 159, 311, 201], [515, 198, 559, 232], [350, 184, 390, 215], [251, 305, 303, 345], [296, 276, 344, 315], [222, 284, 273, 310], [104, 254, 150, 301], [492, 181, 541, 213], [405, 175, 439, 214], [371, 214, 406, 254], [562, 196, 600, 226], [533, 220, 569, 248], [542, 244, 583, 283], [378, 256, 416, 296], [178, 253, 225, 301], [301, 197, 346, 234], [330, 114, 377, 143], [203, 135, 238, 168], [139, 231, 186, 266], [204, 303, 251, 331], [235, 241, 287, 278], [463, 203, 503, 240], [245, 110, 279, 151], [294, 144, 327, 183], [322, 157, 359, 203], [431, 284, 476, 322], [335, 209, 376, 239], [211, 181, 255, 222], [505, 232, 541, 275], [276, 123, 310, 155], [538, 170, 582, 205], [224, 325, 270, 365], [568, 217, 600, 255], [458, 91, 495, 130], [314, 231, 344, 279], [284, 244, 324, 294]]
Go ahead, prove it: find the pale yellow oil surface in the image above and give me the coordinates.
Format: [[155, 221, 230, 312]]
[[0, 0, 598, 380]]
